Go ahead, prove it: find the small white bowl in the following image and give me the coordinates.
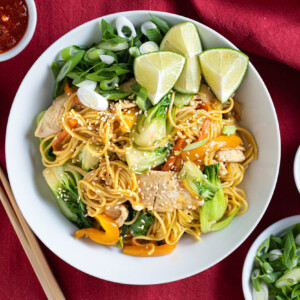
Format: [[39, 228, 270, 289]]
[[294, 147, 300, 193], [0, 0, 37, 62], [242, 215, 300, 299]]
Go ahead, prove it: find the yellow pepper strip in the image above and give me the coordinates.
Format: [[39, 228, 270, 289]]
[[75, 215, 119, 246], [181, 135, 242, 162], [117, 107, 138, 132], [124, 243, 177, 257]]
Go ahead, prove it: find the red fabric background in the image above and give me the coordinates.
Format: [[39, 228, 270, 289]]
[[0, 0, 299, 299]]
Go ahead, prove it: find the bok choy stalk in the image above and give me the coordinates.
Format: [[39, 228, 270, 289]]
[[125, 145, 170, 173], [179, 161, 218, 202], [200, 164, 228, 233], [78, 145, 101, 171], [43, 165, 92, 229], [36, 111, 55, 162], [131, 93, 172, 147]]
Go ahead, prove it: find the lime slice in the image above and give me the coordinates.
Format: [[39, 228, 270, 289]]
[[199, 48, 249, 103], [160, 22, 202, 94], [134, 51, 185, 105]]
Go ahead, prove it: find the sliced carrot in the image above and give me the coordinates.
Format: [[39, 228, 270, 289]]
[[198, 117, 211, 141], [64, 81, 73, 96], [197, 102, 212, 111], [162, 137, 186, 171], [64, 81, 81, 105], [52, 119, 78, 151]]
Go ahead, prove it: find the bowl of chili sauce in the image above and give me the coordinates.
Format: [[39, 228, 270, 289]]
[[0, 0, 36, 61]]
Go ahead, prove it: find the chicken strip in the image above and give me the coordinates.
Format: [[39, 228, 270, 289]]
[[35, 94, 68, 138], [133, 171, 203, 212]]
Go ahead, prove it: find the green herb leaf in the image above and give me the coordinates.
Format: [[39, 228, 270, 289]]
[[129, 211, 155, 236]]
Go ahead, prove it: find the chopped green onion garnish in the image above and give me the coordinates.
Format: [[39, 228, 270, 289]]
[[222, 125, 237, 136]]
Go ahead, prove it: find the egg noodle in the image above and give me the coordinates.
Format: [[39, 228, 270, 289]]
[[39, 89, 257, 255]]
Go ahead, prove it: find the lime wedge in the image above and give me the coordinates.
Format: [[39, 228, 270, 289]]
[[160, 22, 202, 94], [199, 48, 249, 103], [134, 51, 185, 105]]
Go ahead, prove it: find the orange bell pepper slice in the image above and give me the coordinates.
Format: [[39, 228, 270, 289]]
[[117, 107, 138, 132], [75, 215, 119, 246], [181, 135, 242, 162], [124, 243, 177, 257]]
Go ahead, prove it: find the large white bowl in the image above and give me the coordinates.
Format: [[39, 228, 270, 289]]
[[242, 216, 300, 299], [5, 11, 280, 284]]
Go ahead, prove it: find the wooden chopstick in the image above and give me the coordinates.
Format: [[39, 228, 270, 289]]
[[0, 167, 65, 300]]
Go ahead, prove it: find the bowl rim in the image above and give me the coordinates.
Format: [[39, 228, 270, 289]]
[[0, 0, 37, 62], [242, 215, 300, 299], [5, 10, 281, 284], [294, 146, 300, 193]]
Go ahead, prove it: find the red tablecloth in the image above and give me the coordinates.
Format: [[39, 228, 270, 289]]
[[0, 1, 299, 299]]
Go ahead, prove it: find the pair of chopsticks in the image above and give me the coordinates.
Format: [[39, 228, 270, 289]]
[[0, 167, 65, 300]]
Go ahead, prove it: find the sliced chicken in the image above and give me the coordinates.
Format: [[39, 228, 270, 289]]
[[215, 149, 246, 163], [218, 162, 228, 176], [104, 204, 129, 227], [133, 171, 202, 212], [35, 94, 68, 138]]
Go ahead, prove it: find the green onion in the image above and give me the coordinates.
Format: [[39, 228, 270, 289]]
[[51, 62, 59, 79], [146, 28, 163, 44], [101, 91, 131, 100], [97, 41, 129, 51], [129, 46, 140, 57], [100, 19, 114, 36], [275, 268, 300, 288], [149, 13, 170, 34], [84, 48, 104, 63], [139, 41, 159, 54], [222, 125, 237, 136], [283, 231, 296, 270], [141, 21, 157, 35], [100, 77, 119, 90], [260, 272, 281, 284], [251, 269, 262, 292], [56, 50, 85, 82], [61, 45, 84, 60], [257, 238, 270, 257], [52, 77, 67, 99], [183, 139, 208, 151]]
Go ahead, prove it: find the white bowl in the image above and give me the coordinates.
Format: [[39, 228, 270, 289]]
[[0, 0, 37, 62], [242, 215, 300, 299], [5, 11, 281, 284], [294, 147, 300, 193]]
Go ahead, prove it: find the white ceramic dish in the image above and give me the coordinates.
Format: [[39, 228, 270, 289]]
[[242, 215, 300, 299], [294, 147, 300, 193], [0, 0, 37, 62], [5, 11, 281, 284]]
